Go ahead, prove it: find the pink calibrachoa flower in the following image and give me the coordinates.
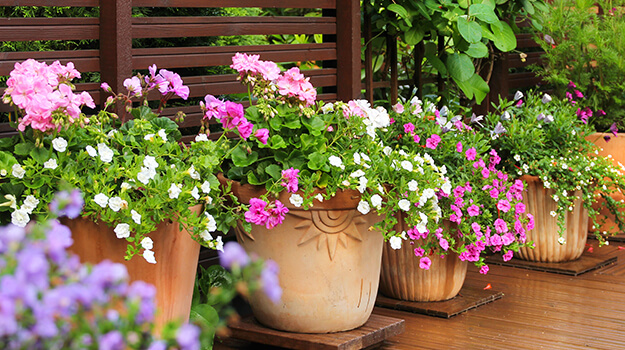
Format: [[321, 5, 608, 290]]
[[425, 134, 441, 149], [567, 81, 577, 89], [254, 128, 269, 145], [281, 167, 300, 193], [497, 199, 511, 212], [502, 250, 514, 262], [439, 238, 449, 251], [414, 247, 425, 257], [574, 90, 584, 99], [413, 134, 420, 143], [465, 147, 477, 161], [526, 213, 535, 230], [467, 204, 480, 217], [244, 198, 270, 226], [494, 218, 508, 234], [403, 122, 415, 134], [515, 99, 523, 107], [576, 107, 592, 124], [514, 202, 526, 214], [456, 141, 463, 153], [479, 265, 489, 274], [393, 103, 404, 113], [419, 257, 432, 270]]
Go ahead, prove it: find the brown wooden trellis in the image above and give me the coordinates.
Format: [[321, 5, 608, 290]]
[[0, 0, 361, 141]]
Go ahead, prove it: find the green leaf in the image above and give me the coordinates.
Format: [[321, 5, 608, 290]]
[[130, 105, 158, 120], [265, 164, 282, 180], [521, 0, 535, 15], [29, 147, 51, 165], [424, 42, 447, 76], [481, 0, 496, 9], [231, 145, 258, 167], [387, 4, 411, 24], [405, 27, 424, 45], [469, 4, 499, 24], [284, 118, 301, 129], [491, 21, 517, 52], [269, 135, 287, 149], [465, 42, 489, 58], [247, 172, 263, 185], [301, 116, 325, 135], [455, 77, 474, 100], [467, 73, 490, 103], [189, 304, 218, 349], [446, 53, 475, 82], [307, 152, 327, 171], [14, 142, 34, 156], [0, 151, 18, 171], [457, 17, 483, 43]]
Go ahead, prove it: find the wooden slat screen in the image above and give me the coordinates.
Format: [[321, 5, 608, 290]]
[[0, 0, 360, 137]]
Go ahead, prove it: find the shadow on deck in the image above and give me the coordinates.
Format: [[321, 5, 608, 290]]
[[215, 238, 625, 350]]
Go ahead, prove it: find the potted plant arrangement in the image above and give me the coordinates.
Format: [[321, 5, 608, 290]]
[[0, 59, 242, 328], [375, 96, 533, 302], [534, 0, 625, 234], [479, 89, 625, 262], [208, 53, 450, 333]]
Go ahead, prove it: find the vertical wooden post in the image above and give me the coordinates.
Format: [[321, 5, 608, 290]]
[[99, 0, 132, 101], [335, 0, 361, 101], [413, 41, 424, 100], [387, 34, 398, 105], [363, 3, 374, 105]]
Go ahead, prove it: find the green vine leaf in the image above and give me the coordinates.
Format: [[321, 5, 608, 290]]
[[457, 16, 483, 44]]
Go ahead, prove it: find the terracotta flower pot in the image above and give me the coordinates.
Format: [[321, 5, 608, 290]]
[[229, 180, 383, 333], [586, 132, 625, 235], [64, 205, 202, 332], [517, 175, 588, 262], [379, 217, 467, 302]]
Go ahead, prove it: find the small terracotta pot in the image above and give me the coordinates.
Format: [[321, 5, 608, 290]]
[[586, 132, 625, 235], [379, 217, 467, 302], [517, 175, 588, 262], [228, 179, 383, 333], [64, 205, 202, 332]]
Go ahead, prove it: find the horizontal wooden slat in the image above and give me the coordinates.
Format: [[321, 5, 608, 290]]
[[0, 0, 97, 5], [516, 33, 541, 49], [132, 43, 336, 69], [132, 17, 335, 38], [132, 0, 336, 8], [0, 50, 100, 76], [0, 18, 99, 42]]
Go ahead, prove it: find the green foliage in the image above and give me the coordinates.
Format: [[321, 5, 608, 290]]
[[533, 0, 625, 130]]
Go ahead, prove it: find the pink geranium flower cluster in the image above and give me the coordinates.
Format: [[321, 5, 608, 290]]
[[244, 198, 289, 229], [230, 53, 317, 108], [199, 94, 269, 144], [2, 59, 95, 132], [281, 167, 299, 193]]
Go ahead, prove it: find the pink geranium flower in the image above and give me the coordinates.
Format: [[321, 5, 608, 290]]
[[254, 128, 269, 145], [281, 167, 300, 193]]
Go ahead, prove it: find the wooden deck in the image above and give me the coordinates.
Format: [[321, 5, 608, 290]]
[[216, 238, 625, 350]]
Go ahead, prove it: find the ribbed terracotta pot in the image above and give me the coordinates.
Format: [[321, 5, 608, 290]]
[[517, 175, 588, 262], [380, 217, 467, 302], [586, 132, 625, 235], [64, 205, 202, 332], [229, 180, 383, 333]]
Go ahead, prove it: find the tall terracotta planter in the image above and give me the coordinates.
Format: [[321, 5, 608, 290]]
[[587, 132, 625, 235], [64, 205, 202, 331], [230, 180, 383, 333], [379, 218, 467, 302], [517, 175, 588, 262]]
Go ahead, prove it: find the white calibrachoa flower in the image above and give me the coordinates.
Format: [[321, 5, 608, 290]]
[[407, 180, 419, 192], [383, 146, 392, 156], [143, 249, 156, 264], [199, 230, 212, 241], [315, 193, 324, 202], [341, 179, 350, 187], [187, 165, 201, 180], [353, 152, 361, 165], [11, 164, 25, 179], [513, 154, 521, 162], [550, 210, 557, 217], [441, 181, 452, 195], [143, 155, 159, 169], [141, 237, 154, 250], [389, 235, 403, 250], [85, 145, 97, 157], [121, 182, 132, 191], [398, 199, 411, 211], [328, 155, 344, 169], [144, 133, 155, 141], [422, 188, 436, 199], [0, 169, 6, 176], [201, 181, 211, 194], [321, 102, 334, 114], [357, 176, 368, 193], [168, 183, 182, 199], [190, 186, 200, 200], [52, 137, 68, 152], [400, 160, 413, 172], [289, 194, 304, 207], [107, 130, 118, 138], [3, 194, 16, 209], [131, 209, 141, 224], [158, 129, 167, 142], [114, 223, 131, 239], [108, 196, 127, 212], [94, 193, 109, 208], [43, 158, 58, 169], [97, 143, 114, 163], [205, 213, 217, 232], [370, 194, 383, 210], [137, 166, 156, 185], [357, 200, 371, 215], [195, 134, 209, 142], [22, 195, 39, 213], [350, 170, 365, 178], [558, 236, 566, 245], [11, 209, 30, 227], [215, 236, 224, 252]]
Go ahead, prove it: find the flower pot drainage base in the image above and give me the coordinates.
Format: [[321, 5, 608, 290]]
[[485, 251, 616, 276], [375, 286, 504, 318], [227, 313, 404, 350]]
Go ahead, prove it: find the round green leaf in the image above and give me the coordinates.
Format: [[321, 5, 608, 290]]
[[405, 26, 424, 45], [387, 3, 410, 20], [491, 20, 517, 52], [446, 53, 475, 82], [465, 42, 489, 58], [457, 17, 483, 44], [469, 4, 499, 24]]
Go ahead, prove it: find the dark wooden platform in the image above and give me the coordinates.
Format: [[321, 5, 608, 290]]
[[216, 240, 625, 350], [226, 314, 405, 350], [485, 249, 617, 276], [375, 286, 504, 318]]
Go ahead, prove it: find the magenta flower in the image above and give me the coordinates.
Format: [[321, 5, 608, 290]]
[[515, 99, 523, 107], [419, 257, 432, 270], [266, 200, 289, 229], [413, 134, 421, 143], [159, 69, 189, 100], [393, 103, 404, 113], [403, 122, 415, 134], [439, 238, 449, 251], [574, 90, 584, 99], [567, 81, 577, 89], [201, 94, 226, 120], [244, 198, 270, 226], [494, 218, 508, 234], [479, 265, 489, 274], [254, 128, 269, 145], [526, 213, 535, 230], [471, 222, 481, 234], [465, 147, 477, 161], [425, 134, 441, 149], [281, 167, 300, 193], [514, 202, 526, 214], [576, 107, 592, 124], [610, 123, 618, 136], [220, 101, 244, 129], [413, 247, 425, 257], [496, 199, 511, 213], [456, 141, 463, 153], [467, 205, 480, 217], [502, 250, 514, 262], [237, 119, 254, 140]]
